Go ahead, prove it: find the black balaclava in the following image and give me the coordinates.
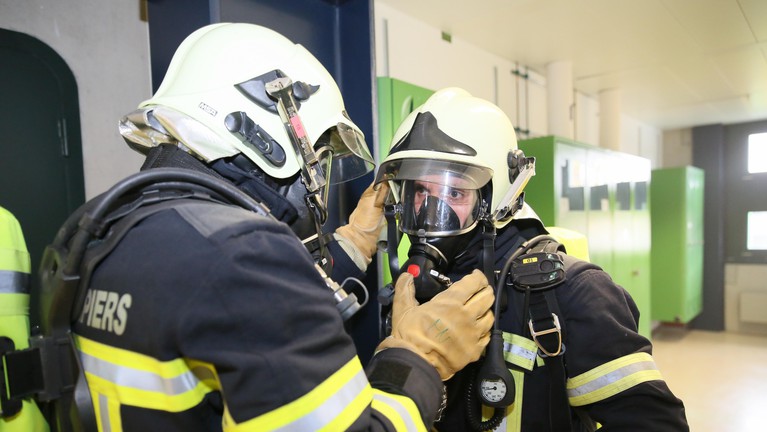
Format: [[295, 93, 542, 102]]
[[141, 144, 318, 237]]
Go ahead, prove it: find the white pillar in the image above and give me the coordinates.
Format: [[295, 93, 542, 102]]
[[599, 89, 621, 151], [546, 60, 574, 139]]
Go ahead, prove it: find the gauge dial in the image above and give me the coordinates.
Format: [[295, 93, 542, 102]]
[[479, 378, 507, 403]]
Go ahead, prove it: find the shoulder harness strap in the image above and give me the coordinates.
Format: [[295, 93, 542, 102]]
[[513, 237, 573, 432]]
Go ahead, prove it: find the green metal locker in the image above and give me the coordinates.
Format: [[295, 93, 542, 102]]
[[650, 166, 704, 323], [518, 136, 653, 338]]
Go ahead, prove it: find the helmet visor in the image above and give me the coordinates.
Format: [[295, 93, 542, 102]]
[[376, 158, 492, 190], [316, 122, 375, 185]]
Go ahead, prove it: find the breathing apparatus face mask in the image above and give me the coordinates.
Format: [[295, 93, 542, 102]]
[[389, 170, 488, 303], [400, 178, 481, 236]]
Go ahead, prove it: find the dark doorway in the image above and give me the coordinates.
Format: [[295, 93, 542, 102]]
[[0, 28, 85, 326]]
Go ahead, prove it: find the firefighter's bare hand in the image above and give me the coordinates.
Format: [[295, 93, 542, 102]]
[[377, 269, 494, 380], [335, 181, 389, 263]]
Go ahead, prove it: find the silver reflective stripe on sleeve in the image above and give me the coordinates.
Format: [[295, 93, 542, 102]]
[[567, 352, 664, 406], [372, 391, 424, 432], [79, 350, 202, 396], [0, 270, 29, 294], [270, 367, 370, 432], [229, 356, 372, 431]]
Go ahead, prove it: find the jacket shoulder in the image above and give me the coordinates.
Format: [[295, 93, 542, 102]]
[[170, 200, 282, 240]]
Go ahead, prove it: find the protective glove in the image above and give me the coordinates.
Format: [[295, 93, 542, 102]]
[[376, 269, 494, 380], [334, 181, 390, 268]]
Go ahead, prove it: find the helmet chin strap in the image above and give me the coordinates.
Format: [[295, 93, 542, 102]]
[[480, 216, 498, 286], [304, 192, 328, 232], [469, 199, 497, 289], [300, 203, 334, 273]]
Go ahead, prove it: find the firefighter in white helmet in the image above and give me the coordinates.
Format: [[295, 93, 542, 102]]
[[38, 24, 494, 431], [375, 88, 688, 431]]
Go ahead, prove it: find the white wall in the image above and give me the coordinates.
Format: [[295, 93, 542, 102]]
[[374, 5, 516, 109], [725, 264, 767, 336], [661, 128, 694, 168], [1, 0, 665, 197], [0, 0, 149, 198], [374, 2, 663, 164], [621, 115, 663, 169], [575, 91, 600, 146]]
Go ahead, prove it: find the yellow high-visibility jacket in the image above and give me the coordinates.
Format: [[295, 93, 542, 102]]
[[0, 206, 49, 432]]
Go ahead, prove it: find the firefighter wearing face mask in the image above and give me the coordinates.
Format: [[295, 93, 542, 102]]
[[375, 88, 689, 431], [34, 25, 495, 431]]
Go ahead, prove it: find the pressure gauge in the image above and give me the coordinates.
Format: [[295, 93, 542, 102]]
[[475, 331, 515, 408], [479, 378, 507, 404]]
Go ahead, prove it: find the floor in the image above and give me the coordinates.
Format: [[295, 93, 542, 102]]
[[651, 326, 767, 432]]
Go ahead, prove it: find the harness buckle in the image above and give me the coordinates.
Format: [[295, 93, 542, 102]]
[[528, 313, 564, 357]]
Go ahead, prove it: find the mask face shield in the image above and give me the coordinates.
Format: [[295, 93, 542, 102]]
[[400, 178, 481, 237], [380, 158, 491, 237]]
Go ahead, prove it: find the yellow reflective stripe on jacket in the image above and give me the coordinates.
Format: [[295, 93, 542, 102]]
[[0, 270, 29, 294], [501, 368, 526, 431], [567, 352, 663, 406], [371, 389, 427, 432], [501, 331, 538, 371], [75, 335, 217, 413], [223, 356, 371, 432]]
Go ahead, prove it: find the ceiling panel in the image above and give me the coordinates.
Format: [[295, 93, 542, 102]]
[[666, 56, 740, 101], [711, 45, 767, 93], [738, 0, 767, 41], [662, 0, 756, 52], [377, 0, 767, 130]]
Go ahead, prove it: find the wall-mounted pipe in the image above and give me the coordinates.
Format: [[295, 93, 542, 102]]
[[511, 64, 530, 137]]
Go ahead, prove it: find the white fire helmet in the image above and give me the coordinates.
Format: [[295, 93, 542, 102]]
[[375, 87, 535, 237], [119, 22, 374, 186]]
